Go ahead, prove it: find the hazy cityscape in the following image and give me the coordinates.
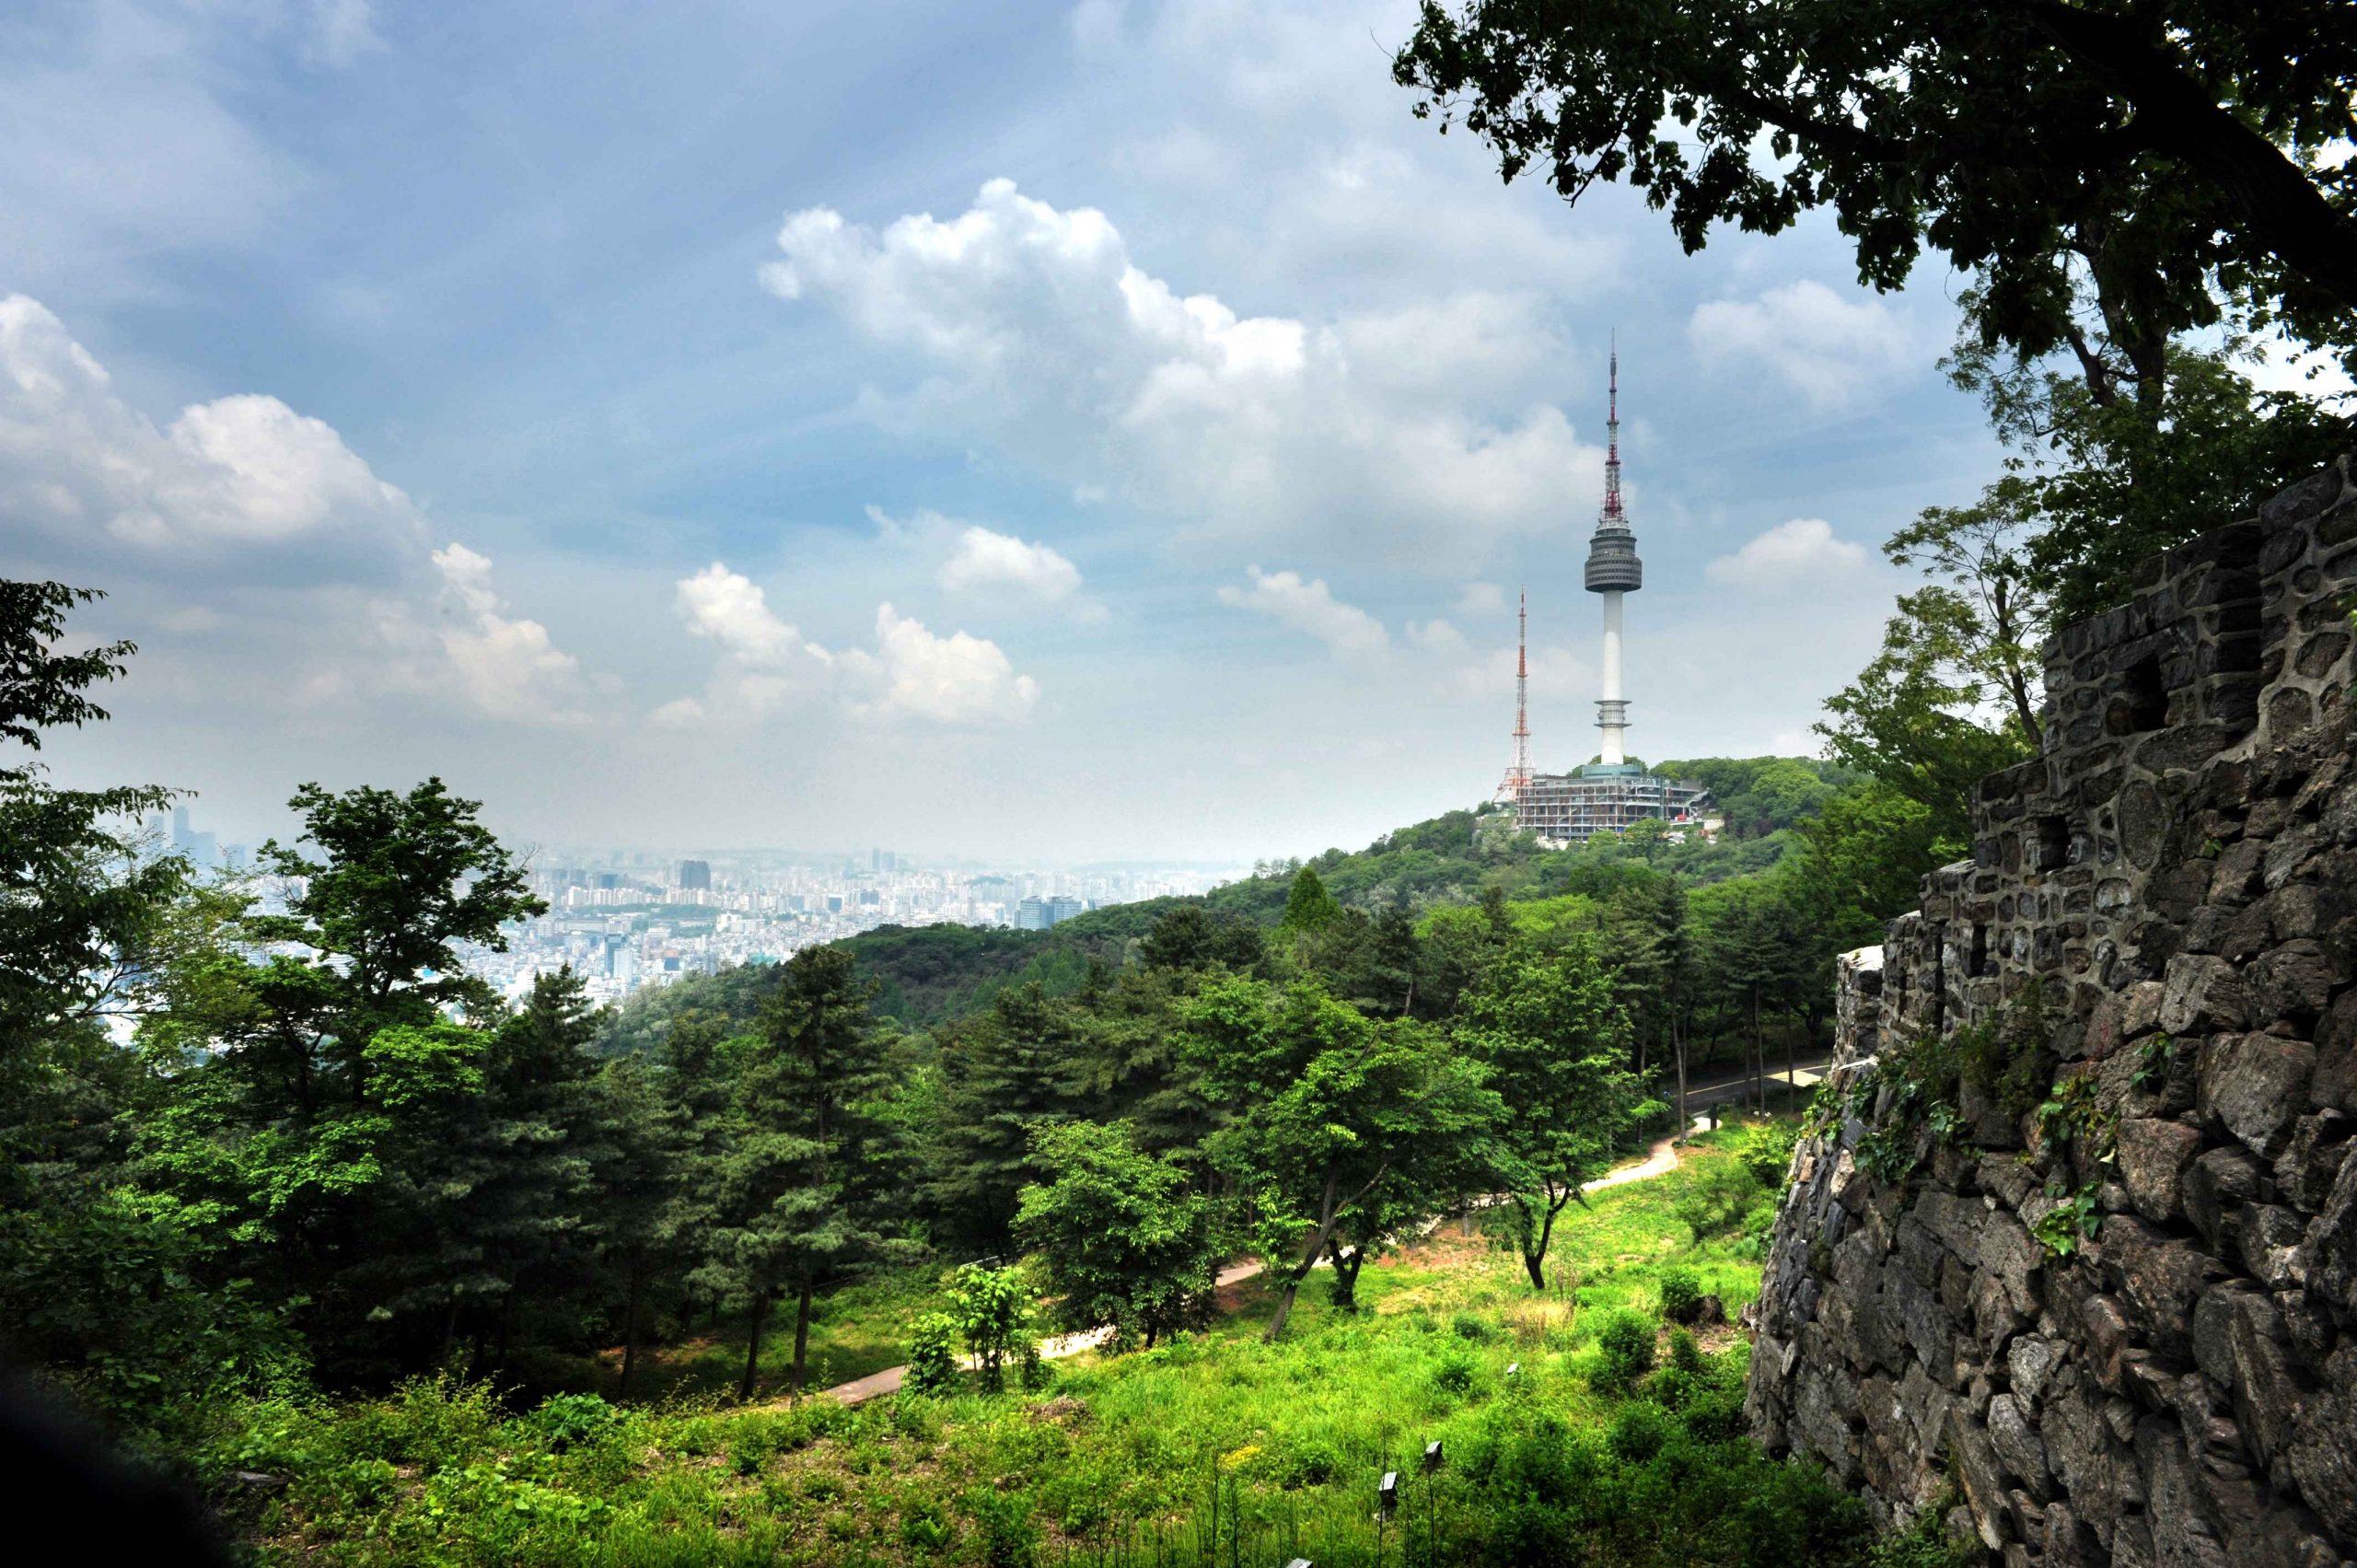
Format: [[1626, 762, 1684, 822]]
[[156, 803, 1247, 1008]]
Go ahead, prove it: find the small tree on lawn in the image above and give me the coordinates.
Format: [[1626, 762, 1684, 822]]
[[946, 1264, 1031, 1393], [1456, 935, 1647, 1290], [1015, 1119, 1215, 1351]]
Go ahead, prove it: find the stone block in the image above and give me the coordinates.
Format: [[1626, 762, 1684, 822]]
[[2197, 1033, 2316, 1158], [2117, 1118, 2204, 1223], [2161, 956, 2251, 1036], [2185, 1145, 2268, 1251]]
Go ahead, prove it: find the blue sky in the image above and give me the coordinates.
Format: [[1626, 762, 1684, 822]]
[[3, 0, 2014, 861]]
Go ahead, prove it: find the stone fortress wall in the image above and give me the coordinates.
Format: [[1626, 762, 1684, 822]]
[[1744, 456, 2357, 1568]]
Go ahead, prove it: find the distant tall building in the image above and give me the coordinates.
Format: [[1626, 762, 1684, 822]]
[[169, 804, 219, 866], [1504, 344, 1710, 847], [1015, 895, 1086, 931], [678, 859, 712, 891]]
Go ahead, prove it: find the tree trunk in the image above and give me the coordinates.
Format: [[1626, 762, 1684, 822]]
[[1675, 1024, 1689, 1139], [1327, 1242, 1364, 1313], [789, 1273, 816, 1395], [738, 1290, 770, 1402], [618, 1257, 645, 1401], [1265, 1171, 1359, 1344]]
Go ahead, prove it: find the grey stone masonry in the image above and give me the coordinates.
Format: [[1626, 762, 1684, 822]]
[[1746, 455, 2357, 1568]]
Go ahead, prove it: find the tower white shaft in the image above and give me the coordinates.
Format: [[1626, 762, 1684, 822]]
[[1599, 589, 1626, 765]]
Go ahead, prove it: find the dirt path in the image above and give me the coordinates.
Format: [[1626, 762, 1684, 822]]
[[819, 1259, 1268, 1407], [812, 1116, 1743, 1408]]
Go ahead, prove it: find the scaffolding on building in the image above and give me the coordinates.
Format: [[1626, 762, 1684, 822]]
[[1510, 763, 1711, 847]]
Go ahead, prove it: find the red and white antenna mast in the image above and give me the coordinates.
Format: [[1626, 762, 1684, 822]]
[[1496, 587, 1533, 802]]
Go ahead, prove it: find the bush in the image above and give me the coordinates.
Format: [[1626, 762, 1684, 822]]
[[1451, 1311, 1492, 1341], [1593, 1310, 1656, 1394], [1668, 1328, 1705, 1376], [1671, 1161, 1764, 1241], [965, 1486, 1041, 1568], [906, 1312, 960, 1395], [1431, 1350, 1480, 1397], [1608, 1401, 1671, 1463], [524, 1391, 619, 1453], [1658, 1268, 1701, 1323], [1679, 1392, 1744, 1443], [1736, 1121, 1803, 1188]]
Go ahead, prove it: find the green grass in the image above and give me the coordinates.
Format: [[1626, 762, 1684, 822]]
[[210, 1119, 1851, 1567]]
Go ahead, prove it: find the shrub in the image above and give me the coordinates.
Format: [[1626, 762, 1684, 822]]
[[1667, 1328, 1705, 1376], [1608, 1401, 1671, 1463], [1658, 1268, 1701, 1323], [1671, 1161, 1765, 1241], [1016, 1340, 1048, 1391], [525, 1391, 619, 1453], [1679, 1391, 1744, 1443], [906, 1312, 960, 1395], [1593, 1310, 1656, 1393], [1736, 1121, 1803, 1188], [1649, 1366, 1697, 1411], [964, 1486, 1040, 1568], [1273, 1434, 1342, 1489], [1431, 1350, 1480, 1397], [1451, 1311, 1492, 1342]]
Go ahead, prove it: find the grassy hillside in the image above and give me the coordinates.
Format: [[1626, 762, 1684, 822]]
[[202, 1121, 1933, 1568]]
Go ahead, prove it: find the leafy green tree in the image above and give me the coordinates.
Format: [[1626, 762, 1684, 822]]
[[1182, 979, 1504, 1341], [1014, 1120, 1213, 1350], [0, 583, 180, 1086], [945, 1264, 1031, 1393], [1456, 935, 1643, 1288], [1393, 0, 2357, 383]]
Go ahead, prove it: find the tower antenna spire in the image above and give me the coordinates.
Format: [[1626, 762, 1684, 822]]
[[1496, 588, 1533, 802]]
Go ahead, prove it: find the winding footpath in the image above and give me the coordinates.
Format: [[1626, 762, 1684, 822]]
[[807, 1081, 1822, 1409]]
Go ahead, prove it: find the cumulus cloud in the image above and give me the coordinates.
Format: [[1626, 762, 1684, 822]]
[[1217, 566, 1388, 656], [937, 525, 1104, 621], [665, 564, 1037, 726], [0, 294, 415, 555], [1689, 281, 1922, 409], [762, 180, 1600, 561], [843, 605, 1041, 725], [1705, 518, 1871, 587], [429, 543, 598, 726], [668, 563, 835, 719]]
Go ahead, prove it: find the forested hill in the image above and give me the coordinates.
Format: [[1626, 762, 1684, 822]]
[[595, 755, 1858, 1038]]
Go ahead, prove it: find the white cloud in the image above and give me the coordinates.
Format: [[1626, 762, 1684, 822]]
[[1408, 618, 1466, 655], [1218, 566, 1388, 656], [763, 180, 1599, 562], [668, 563, 834, 720], [1454, 581, 1507, 619], [0, 294, 415, 552], [1705, 518, 1871, 587], [843, 604, 1040, 726], [429, 543, 598, 726], [1689, 281, 1921, 409], [665, 565, 1036, 726], [937, 524, 1104, 621]]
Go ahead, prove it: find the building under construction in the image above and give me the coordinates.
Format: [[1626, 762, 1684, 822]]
[[1493, 345, 1711, 846]]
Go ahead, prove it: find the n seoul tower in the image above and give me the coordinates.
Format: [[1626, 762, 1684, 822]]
[[1583, 339, 1643, 767]]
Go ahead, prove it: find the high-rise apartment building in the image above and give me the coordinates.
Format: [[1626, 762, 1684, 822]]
[[678, 859, 712, 891]]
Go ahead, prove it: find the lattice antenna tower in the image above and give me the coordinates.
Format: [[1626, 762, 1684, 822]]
[[1496, 587, 1533, 801]]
